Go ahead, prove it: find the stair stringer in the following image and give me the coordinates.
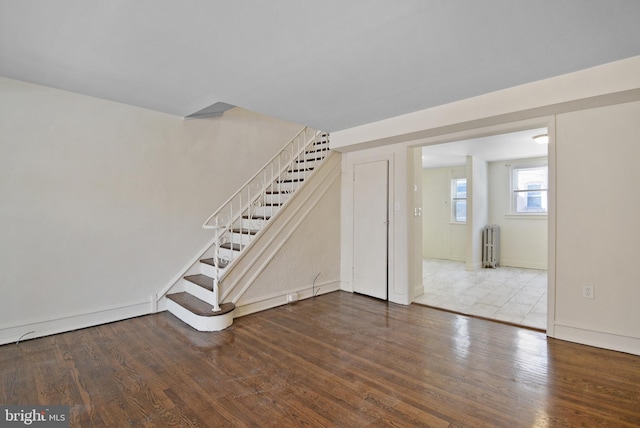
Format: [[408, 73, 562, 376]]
[[217, 151, 342, 317]]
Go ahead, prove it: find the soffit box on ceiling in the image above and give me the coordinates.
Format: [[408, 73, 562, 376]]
[[184, 102, 235, 120]]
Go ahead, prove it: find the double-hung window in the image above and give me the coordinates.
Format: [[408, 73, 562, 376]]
[[451, 178, 467, 222], [511, 163, 548, 214]]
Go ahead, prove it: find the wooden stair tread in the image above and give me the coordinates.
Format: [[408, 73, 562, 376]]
[[231, 228, 260, 235], [184, 274, 213, 291], [221, 242, 243, 251], [304, 148, 329, 155], [200, 257, 233, 267], [277, 178, 304, 183], [242, 215, 270, 220], [167, 292, 235, 317], [265, 190, 290, 195], [288, 167, 314, 173]]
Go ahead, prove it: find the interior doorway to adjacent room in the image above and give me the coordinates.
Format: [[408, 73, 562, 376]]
[[414, 128, 549, 330]]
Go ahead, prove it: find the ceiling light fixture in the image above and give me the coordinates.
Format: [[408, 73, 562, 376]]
[[532, 134, 549, 145]]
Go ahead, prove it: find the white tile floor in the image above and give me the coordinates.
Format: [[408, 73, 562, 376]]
[[414, 259, 547, 330]]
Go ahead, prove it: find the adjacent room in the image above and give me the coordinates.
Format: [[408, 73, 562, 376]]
[[415, 128, 549, 330]]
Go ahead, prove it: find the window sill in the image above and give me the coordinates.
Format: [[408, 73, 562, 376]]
[[505, 214, 548, 220]]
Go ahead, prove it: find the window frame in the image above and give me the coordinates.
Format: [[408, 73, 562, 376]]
[[451, 177, 467, 223], [508, 160, 548, 217]]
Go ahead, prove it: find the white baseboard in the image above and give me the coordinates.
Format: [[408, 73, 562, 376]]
[[0, 300, 151, 346], [553, 321, 640, 356], [233, 281, 340, 318], [500, 259, 548, 270]]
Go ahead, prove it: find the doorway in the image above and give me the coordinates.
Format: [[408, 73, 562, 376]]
[[353, 160, 389, 300], [416, 128, 549, 329]]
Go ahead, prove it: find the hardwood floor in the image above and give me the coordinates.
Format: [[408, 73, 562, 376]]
[[1, 291, 639, 427]]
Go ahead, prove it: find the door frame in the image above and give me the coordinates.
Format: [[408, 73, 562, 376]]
[[408, 116, 556, 335], [341, 151, 395, 300]]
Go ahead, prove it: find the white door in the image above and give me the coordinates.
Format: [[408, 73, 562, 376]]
[[353, 160, 389, 300]]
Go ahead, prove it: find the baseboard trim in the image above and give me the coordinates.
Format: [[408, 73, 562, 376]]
[[0, 300, 151, 346], [233, 281, 341, 318], [553, 321, 640, 356], [500, 260, 548, 270]]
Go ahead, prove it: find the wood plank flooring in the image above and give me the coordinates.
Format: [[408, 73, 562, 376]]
[[1, 291, 639, 427]]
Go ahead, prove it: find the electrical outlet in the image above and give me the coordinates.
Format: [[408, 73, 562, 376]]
[[582, 285, 595, 299]]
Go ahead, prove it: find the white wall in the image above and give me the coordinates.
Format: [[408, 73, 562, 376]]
[[333, 56, 640, 355], [422, 166, 467, 261], [554, 101, 640, 354], [0, 76, 303, 343], [488, 158, 548, 269]]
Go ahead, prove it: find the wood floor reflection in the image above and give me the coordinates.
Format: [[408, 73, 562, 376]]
[[1, 291, 638, 427]]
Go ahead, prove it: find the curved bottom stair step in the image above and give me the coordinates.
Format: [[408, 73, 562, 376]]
[[167, 292, 235, 331]]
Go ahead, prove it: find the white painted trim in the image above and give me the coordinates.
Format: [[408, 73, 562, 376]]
[[233, 282, 341, 318], [554, 321, 640, 356], [237, 279, 339, 307], [0, 300, 150, 346], [546, 117, 557, 338], [499, 260, 548, 270]]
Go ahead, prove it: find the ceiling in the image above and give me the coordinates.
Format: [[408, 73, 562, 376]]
[[1, 1, 640, 132], [421, 128, 548, 169]]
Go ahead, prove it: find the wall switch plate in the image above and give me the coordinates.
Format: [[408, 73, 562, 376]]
[[582, 285, 595, 299]]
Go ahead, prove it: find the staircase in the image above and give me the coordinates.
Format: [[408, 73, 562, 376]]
[[165, 128, 330, 331]]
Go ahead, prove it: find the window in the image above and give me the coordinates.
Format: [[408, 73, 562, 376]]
[[512, 165, 548, 214], [451, 178, 467, 222]]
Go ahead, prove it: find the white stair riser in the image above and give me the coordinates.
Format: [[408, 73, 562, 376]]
[[237, 217, 268, 230], [200, 249, 239, 276], [269, 181, 301, 192], [294, 159, 322, 169], [311, 141, 330, 150], [282, 170, 310, 181], [184, 279, 215, 305], [300, 151, 326, 162], [201, 260, 230, 277], [263, 193, 292, 205], [247, 205, 280, 217], [230, 232, 253, 246], [167, 299, 233, 332]]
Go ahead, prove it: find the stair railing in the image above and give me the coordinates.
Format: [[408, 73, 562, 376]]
[[201, 127, 324, 311]]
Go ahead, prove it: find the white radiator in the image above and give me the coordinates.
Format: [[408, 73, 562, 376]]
[[482, 225, 500, 268]]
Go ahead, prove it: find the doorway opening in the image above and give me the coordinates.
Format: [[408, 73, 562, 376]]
[[415, 127, 549, 330]]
